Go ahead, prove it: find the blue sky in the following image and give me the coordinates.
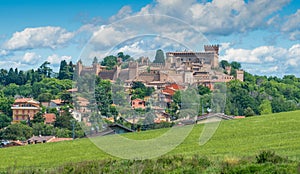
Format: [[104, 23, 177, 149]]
[[0, 0, 300, 77]]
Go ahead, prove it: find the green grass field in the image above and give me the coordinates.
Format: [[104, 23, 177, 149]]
[[1, 111, 300, 172]]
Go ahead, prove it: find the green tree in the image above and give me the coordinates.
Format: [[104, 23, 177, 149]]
[[32, 123, 54, 136], [58, 60, 73, 80], [1, 123, 33, 140], [219, 60, 230, 69], [244, 107, 255, 116], [32, 111, 45, 124], [101, 55, 117, 70], [198, 85, 211, 95], [37, 93, 53, 102], [259, 100, 272, 115], [230, 61, 241, 69], [38, 61, 53, 78], [0, 113, 11, 129], [153, 49, 165, 63], [54, 107, 74, 130]]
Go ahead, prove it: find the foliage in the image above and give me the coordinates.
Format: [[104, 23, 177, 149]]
[[58, 60, 74, 80], [198, 85, 211, 95], [256, 150, 288, 164], [117, 52, 131, 62], [101, 55, 117, 70], [219, 60, 230, 69], [0, 123, 33, 140], [131, 81, 154, 100], [0, 113, 11, 129], [95, 77, 118, 117], [259, 100, 272, 115], [153, 49, 165, 63], [244, 107, 255, 116], [54, 107, 74, 130], [32, 111, 45, 124]]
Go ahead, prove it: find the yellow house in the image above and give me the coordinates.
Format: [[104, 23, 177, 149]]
[[11, 98, 40, 123]]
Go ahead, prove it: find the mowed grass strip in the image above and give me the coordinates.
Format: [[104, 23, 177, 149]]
[[0, 110, 299, 170]]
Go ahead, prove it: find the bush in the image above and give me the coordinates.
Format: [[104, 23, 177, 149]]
[[256, 150, 288, 164]]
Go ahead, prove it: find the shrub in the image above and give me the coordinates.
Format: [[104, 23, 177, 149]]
[[256, 150, 288, 164]]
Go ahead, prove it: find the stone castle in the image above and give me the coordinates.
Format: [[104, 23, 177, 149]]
[[76, 45, 244, 90]]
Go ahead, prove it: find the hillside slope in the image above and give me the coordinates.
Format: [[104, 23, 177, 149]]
[[0, 111, 300, 170]]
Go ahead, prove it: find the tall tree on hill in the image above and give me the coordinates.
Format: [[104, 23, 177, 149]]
[[153, 49, 165, 64], [219, 60, 230, 69], [58, 60, 73, 80], [230, 61, 241, 70], [117, 52, 131, 62], [39, 61, 53, 78], [101, 55, 117, 70], [32, 111, 45, 124]]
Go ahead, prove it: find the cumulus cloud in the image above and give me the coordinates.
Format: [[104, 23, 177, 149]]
[[109, 6, 133, 22], [282, 9, 300, 40], [47, 54, 72, 65], [125, 0, 290, 35], [22, 52, 41, 64], [0, 49, 9, 56], [3, 26, 74, 50], [221, 44, 300, 76], [220, 45, 289, 63]]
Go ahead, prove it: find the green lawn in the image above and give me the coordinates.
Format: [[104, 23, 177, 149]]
[[1, 111, 300, 171]]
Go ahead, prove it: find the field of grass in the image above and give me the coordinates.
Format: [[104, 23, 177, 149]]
[[1, 110, 300, 172]]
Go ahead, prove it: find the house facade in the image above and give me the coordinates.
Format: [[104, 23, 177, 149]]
[[11, 98, 40, 123]]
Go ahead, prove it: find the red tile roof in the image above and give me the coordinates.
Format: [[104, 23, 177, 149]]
[[162, 88, 176, 96], [67, 88, 78, 92], [48, 137, 73, 142], [44, 113, 56, 124], [165, 84, 183, 90], [51, 99, 63, 105], [14, 98, 39, 104]]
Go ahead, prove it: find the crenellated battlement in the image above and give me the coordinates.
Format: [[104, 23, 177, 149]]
[[204, 45, 219, 54]]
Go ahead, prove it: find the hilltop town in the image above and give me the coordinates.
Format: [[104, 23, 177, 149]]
[[1, 44, 300, 147]]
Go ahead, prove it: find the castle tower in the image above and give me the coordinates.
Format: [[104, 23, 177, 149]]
[[76, 60, 83, 76], [204, 45, 219, 69], [128, 62, 138, 80], [236, 70, 244, 81]]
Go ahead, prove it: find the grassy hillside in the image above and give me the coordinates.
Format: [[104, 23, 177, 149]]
[[1, 111, 300, 171]]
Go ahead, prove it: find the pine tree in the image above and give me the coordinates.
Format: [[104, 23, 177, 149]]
[[153, 49, 165, 63]]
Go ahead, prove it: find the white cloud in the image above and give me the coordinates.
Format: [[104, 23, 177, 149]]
[[220, 45, 289, 63], [109, 6, 133, 22], [0, 49, 9, 56], [3, 26, 74, 50], [22, 52, 41, 64], [281, 9, 300, 40], [47, 54, 72, 65], [260, 66, 279, 73], [126, 0, 289, 35], [221, 43, 300, 76]]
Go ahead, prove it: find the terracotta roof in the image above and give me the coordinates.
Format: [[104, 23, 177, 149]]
[[48, 138, 73, 142], [162, 88, 176, 96], [234, 116, 246, 119], [165, 84, 183, 90], [67, 88, 78, 92], [14, 98, 39, 104], [51, 99, 63, 105], [76, 96, 89, 107], [132, 98, 144, 102], [44, 113, 56, 124]]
